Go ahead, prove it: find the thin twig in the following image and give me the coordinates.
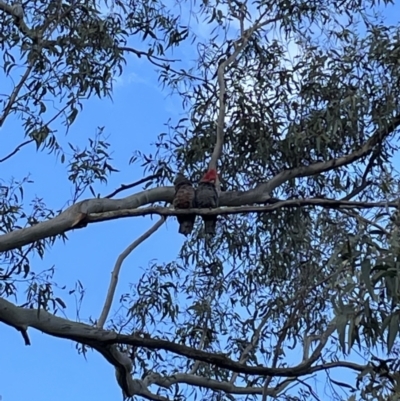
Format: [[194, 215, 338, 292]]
[[295, 378, 322, 401], [230, 313, 271, 383], [341, 180, 372, 201], [119, 46, 179, 62], [120, 46, 205, 82], [105, 173, 161, 199], [0, 65, 33, 127], [339, 209, 391, 237], [97, 217, 165, 328], [0, 139, 34, 163]]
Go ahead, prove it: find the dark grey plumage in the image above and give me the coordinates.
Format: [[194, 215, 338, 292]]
[[173, 173, 196, 236], [195, 170, 219, 236]]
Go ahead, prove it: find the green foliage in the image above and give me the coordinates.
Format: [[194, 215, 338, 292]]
[[0, 0, 186, 150], [3, 0, 400, 400]]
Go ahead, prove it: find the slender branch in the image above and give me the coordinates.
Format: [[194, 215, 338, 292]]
[[210, 12, 281, 171], [230, 313, 271, 383], [338, 209, 391, 237], [259, 113, 400, 196], [145, 371, 266, 395], [97, 217, 165, 328], [341, 180, 372, 201], [120, 46, 205, 82], [341, 152, 376, 201], [105, 173, 161, 199], [119, 46, 179, 62], [0, 139, 34, 163], [308, 323, 337, 363], [188, 281, 227, 375], [0, 65, 33, 127], [262, 288, 316, 400], [210, 40, 244, 170], [295, 379, 322, 401], [88, 199, 399, 223]]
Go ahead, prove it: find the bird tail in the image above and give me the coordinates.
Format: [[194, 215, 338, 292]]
[[178, 216, 195, 236]]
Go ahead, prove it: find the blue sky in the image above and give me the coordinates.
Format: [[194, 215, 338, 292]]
[[0, 30, 190, 400], [1, 2, 400, 401]]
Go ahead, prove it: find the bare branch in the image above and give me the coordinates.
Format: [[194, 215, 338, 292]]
[[0, 139, 34, 163], [209, 12, 282, 170], [145, 371, 265, 395], [0, 65, 33, 127], [104, 173, 161, 199], [120, 46, 206, 82], [0, 296, 365, 380], [88, 199, 398, 223], [210, 35, 246, 170], [97, 217, 165, 328], [0, 192, 396, 253], [0, 186, 173, 252]]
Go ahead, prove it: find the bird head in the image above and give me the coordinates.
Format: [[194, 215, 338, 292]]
[[174, 173, 190, 186], [200, 169, 218, 184]]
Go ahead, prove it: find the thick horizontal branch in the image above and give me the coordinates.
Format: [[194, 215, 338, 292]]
[[0, 113, 397, 253], [0, 188, 396, 253], [87, 198, 398, 222], [0, 186, 271, 252], [1, 110, 397, 254]]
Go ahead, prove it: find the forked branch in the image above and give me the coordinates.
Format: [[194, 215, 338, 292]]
[[0, 296, 367, 399]]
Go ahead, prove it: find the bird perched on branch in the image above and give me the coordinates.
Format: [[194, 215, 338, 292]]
[[173, 173, 196, 236], [195, 169, 219, 236]]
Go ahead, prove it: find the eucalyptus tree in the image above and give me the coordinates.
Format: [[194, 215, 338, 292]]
[[1, 0, 400, 400]]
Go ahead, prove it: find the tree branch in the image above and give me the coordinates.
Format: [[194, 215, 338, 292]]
[[209, 10, 282, 171], [231, 313, 270, 383], [0, 296, 366, 378], [210, 33, 247, 170], [97, 217, 165, 328], [120, 46, 205, 82], [104, 173, 162, 199], [0, 193, 396, 253], [0, 0, 33, 37], [0, 139, 34, 163], [0, 65, 33, 127], [88, 199, 398, 222], [257, 113, 400, 196], [338, 209, 391, 237], [145, 371, 266, 395]]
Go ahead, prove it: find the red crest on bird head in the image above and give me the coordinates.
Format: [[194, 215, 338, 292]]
[[200, 169, 218, 183]]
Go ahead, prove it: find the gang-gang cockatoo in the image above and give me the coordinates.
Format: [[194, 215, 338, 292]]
[[195, 169, 219, 236], [172, 173, 196, 236]]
